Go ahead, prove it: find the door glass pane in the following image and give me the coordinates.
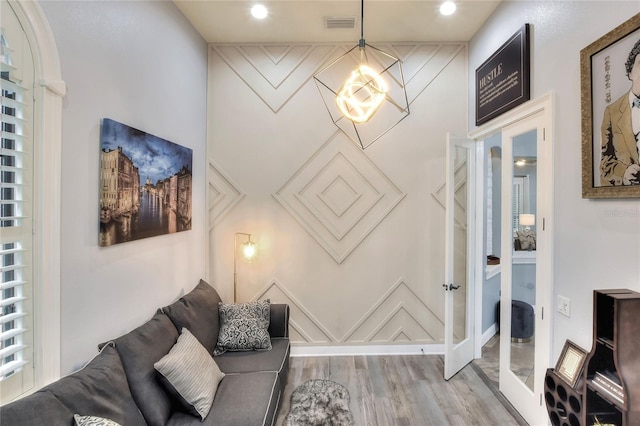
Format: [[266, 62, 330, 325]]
[[453, 145, 468, 344], [510, 130, 536, 391]]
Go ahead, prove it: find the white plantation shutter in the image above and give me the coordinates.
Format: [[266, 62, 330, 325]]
[[1, 4, 35, 401], [512, 176, 527, 231]]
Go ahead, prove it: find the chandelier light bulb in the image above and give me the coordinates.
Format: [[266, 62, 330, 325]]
[[336, 64, 388, 123]]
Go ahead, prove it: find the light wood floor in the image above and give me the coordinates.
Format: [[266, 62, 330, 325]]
[[276, 355, 527, 425]]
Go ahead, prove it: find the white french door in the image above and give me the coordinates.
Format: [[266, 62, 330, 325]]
[[443, 134, 476, 380], [499, 110, 552, 425]]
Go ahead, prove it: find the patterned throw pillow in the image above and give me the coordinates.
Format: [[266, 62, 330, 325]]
[[154, 328, 225, 420], [214, 299, 271, 356], [74, 415, 121, 426]]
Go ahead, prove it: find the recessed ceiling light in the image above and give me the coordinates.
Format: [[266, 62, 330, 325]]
[[251, 4, 268, 20], [440, 1, 456, 16]]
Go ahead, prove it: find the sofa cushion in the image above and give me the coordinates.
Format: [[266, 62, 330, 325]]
[[161, 279, 222, 355], [214, 337, 288, 374], [155, 328, 225, 420], [0, 390, 74, 426], [112, 311, 179, 426], [214, 300, 271, 355], [43, 342, 146, 426], [214, 337, 290, 389], [74, 414, 121, 426], [166, 371, 281, 426]]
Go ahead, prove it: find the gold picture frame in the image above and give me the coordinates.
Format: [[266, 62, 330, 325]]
[[581, 13, 640, 198], [555, 340, 588, 388]]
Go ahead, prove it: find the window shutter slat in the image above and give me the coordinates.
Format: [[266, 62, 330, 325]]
[[0, 328, 27, 341], [0, 344, 27, 359], [0, 77, 27, 93], [1, 97, 26, 110], [0, 280, 25, 291], [0, 296, 26, 308], [0, 360, 28, 377], [2, 130, 24, 142], [0, 312, 26, 324], [1, 113, 27, 126]]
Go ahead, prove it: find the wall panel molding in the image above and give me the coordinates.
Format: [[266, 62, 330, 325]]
[[398, 43, 465, 104], [207, 160, 245, 230], [211, 44, 337, 113], [255, 279, 338, 343], [211, 42, 465, 114], [342, 278, 444, 343], [254, 277, 444, 345], [273, 132, 406, 264]]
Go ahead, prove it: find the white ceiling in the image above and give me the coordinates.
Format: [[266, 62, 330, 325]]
[[173, 1, 502, 43]]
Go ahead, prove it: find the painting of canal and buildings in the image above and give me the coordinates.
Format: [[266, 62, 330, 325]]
[[99, 118, 193, 247]]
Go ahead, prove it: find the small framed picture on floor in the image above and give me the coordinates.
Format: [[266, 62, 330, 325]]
[[555, 340, 587, 388]]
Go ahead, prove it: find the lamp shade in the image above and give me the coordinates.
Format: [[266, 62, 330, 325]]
[[234, 232, 256, 302], [519, 214, 535, 227], [241, 240, 256, 259]]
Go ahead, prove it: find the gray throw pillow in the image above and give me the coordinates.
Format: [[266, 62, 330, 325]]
[[46, 342, 146, 425], [154, 328, 225, 420], [214, 299, 272, 356], [161, 279, 222, 355]]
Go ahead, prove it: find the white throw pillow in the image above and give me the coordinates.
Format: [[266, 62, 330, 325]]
[[74, 414, 121, 426], [154, 328, 225, 420]]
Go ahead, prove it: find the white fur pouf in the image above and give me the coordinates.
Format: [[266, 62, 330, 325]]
[[284, 379, 354, 426]]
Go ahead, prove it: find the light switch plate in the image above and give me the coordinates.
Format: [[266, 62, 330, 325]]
[[557, 295, 571, 317]]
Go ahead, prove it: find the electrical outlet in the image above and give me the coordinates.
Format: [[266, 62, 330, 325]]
[[557, 295, 571, 317]]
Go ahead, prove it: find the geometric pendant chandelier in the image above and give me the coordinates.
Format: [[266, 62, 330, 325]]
[[313, 0, 410, 149]]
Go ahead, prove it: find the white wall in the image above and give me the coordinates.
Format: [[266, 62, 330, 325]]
[[40, 1, 208, 373], [469, 2, 640, 360]]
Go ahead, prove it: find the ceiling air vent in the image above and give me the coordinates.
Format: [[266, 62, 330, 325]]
[[324, 16, 357, 30]]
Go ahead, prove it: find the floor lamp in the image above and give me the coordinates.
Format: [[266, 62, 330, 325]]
[[234, 232, 256, 303]]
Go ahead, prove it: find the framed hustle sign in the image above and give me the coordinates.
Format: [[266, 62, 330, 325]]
[[475, 24, 531, 126]]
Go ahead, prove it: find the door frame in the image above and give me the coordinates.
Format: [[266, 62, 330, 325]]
[[469, 92, 554, 422]]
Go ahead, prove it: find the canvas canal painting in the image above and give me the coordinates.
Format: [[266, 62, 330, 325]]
[[99, 118, 193, 246]]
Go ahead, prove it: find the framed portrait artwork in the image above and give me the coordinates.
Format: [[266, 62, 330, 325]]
[[581, 13, 640, 198], [555, 340, 588, 389]]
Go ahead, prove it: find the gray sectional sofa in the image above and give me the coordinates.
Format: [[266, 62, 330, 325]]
[[1, 280, 290, 426]]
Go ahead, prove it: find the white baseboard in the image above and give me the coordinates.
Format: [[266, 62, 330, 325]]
[[289, 327, 496, 358], [481, 323, 498, 346], [290, 343, 445, 357]]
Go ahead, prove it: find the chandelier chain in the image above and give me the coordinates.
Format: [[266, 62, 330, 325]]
[[359, 0, 365, 46]]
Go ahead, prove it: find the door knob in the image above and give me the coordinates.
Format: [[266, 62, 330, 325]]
[[448, 284, 461, 291]]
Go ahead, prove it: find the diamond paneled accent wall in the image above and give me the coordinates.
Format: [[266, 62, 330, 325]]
[[208, 42, 467, 349]]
